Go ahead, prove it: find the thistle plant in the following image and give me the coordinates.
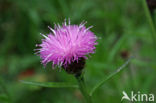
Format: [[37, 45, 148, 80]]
[[36, 20, 97, 103], [21, 20, 133, 103]]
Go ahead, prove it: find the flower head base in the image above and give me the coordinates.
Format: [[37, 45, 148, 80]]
[[36, 20, 97, 74]]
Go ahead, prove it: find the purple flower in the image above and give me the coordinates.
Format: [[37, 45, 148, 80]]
[[36, 20, 97, 69]]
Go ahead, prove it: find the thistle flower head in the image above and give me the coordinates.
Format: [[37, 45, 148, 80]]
[[36, 20, 97, 70]]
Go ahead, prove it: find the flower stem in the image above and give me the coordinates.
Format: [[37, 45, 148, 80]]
[[75, 75, 92, 103]]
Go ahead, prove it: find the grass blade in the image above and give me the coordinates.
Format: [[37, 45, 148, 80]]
[[108, 34, 127, 62], [20, 80, 78, 88], [142, 0, 156, 50], [89, 56, 134, 96]]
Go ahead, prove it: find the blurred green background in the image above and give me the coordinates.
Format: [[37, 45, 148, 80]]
[[0, 0, 156, 103]]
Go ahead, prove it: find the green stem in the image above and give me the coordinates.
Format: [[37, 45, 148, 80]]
[[142, 0, 156, 49], [75, 75, 92, 103]]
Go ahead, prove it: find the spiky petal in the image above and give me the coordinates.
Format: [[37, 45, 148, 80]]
[[36, 21, 97, 68]]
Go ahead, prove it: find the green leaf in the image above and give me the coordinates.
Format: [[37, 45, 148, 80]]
[[20, 80, 78, 88], [89, 56, 134, 96]]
